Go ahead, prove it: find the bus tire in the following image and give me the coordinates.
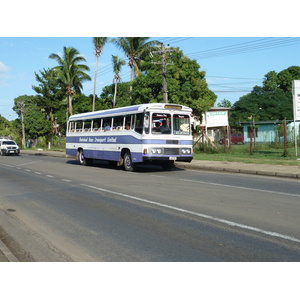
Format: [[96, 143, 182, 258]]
[[124, 151, 137, 172], [78, 150, 93, 166]]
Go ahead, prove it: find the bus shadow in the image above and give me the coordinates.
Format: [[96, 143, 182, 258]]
[[66, 159, 185, 173]]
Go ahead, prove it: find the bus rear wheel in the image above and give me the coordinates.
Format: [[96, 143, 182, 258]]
[[78, 150, 93, 166], [123, 151, 137, 172]]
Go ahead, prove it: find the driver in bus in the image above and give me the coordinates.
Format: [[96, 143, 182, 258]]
[[153, 121, 161, 132]]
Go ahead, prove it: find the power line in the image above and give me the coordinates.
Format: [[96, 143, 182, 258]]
[[187, 37, 300, 59], [207, 75, 262, 80], [82, 37, 299, 97]]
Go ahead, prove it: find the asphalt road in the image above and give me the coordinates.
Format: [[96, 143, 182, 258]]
[[1, 154, 300, 261]]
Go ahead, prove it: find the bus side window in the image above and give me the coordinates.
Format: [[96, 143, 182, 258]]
[[83, 120, 92, 131], [124, 115, 133, 130], [93, 118, 101, 131], [134, 113, 143, 134], [69, 122, 75, 132], [76, 121, 83, 132], [144, 112, 150, 134], [103, 117, 112, 131], [114, 115, 124, 130]]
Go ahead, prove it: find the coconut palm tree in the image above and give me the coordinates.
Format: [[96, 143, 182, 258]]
[[112, 37, 160, 104], [49, 46, 91, 116], [112, 55, 125, 108], [92, 37, 109, 111]]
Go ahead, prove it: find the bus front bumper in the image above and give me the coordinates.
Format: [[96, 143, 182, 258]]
[[142, 156, 193, 163]]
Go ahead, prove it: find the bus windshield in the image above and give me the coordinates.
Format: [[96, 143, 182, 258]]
[[151, 113, 190, 135]]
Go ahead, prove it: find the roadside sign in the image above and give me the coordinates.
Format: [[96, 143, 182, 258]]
[[206, 111, 228, 127], [292, 80, 300, 121]]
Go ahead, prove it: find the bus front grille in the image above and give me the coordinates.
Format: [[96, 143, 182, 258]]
[[164, 148, 180, 155]]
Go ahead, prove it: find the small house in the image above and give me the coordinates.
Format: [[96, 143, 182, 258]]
[[242, 120, 300, 144]]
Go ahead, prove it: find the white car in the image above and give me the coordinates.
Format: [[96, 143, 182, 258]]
[[0, 139, 20, 156]]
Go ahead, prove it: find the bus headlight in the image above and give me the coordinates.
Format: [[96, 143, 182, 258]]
[[181, 148, 191, 154], [151, 148, 163, 154]]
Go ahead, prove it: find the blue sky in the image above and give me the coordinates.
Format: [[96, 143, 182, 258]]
[[1, 36, 300, 120]]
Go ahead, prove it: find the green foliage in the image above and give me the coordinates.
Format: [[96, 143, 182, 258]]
[[13, 95, 52, 139], [111, 37, 160, 78], [93, 37, 109, 56], [100, 82, 131, 108], [49, 46, 91, 115], [127, 48, 217, 118], [217, 99, 232, 108], [99, 47, 217, 119], [0, 115, 19, 139], [230, 66, 300, 126]]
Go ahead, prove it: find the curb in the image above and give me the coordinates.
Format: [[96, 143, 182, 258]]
[[0, 239, 18, 262], [175, 163, 300, 179]]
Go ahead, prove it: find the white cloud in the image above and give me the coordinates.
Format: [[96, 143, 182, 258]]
[[0, 61, 10, 87], [0, 61, 9, 73]]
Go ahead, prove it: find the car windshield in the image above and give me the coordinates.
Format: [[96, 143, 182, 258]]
[[3, 141, 16, 145]]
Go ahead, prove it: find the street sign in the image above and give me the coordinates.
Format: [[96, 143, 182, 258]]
[[292, 80, 300, 121], [206, 111, 228, 127]]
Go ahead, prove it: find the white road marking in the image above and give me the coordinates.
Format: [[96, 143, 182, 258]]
[[81, 183, 300, 244], [2, 161, 299, 243], [0, 163, 14, 168], [181, 179, 300, 198], [16, 161, 41, 167]]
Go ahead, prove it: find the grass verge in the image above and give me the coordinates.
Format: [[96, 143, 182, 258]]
[[193, 144, 300, 166]]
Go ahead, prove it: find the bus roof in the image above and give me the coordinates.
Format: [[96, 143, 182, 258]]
[[68, 103, 192, 121]]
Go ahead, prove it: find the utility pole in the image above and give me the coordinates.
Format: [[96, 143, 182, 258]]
[[152, 43, 173, 103], [18, 102, 26, 148]]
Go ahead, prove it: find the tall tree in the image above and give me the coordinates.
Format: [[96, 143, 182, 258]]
[[100, 47, 216, 118], [133, 47, 217, 118], [112, 55, 125, 108], [13, 95, 52, 144], [92, 37, 109, 111], [217, 99, 232, 108], [230, 66, 300, 126], [32, 68, 63, 134], [49, 47, 91, 116], [111, 37, 160, 104]]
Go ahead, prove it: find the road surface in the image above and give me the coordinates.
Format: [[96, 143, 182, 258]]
[[1, 154, 300, 261]]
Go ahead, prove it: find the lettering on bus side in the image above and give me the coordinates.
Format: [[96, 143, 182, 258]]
[[78, 137, 117, 143]]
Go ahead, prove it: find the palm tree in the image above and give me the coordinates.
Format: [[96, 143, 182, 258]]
[[49, 46, 91, 116], [112, 37, 160, 104], [112, 55, 125, 108], [92, 37, 109, 111]]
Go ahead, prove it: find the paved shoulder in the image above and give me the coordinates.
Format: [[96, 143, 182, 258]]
[[0, 239, 18, 262]]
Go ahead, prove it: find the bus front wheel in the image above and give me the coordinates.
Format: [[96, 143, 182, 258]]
[[124, 151, 137, 172]]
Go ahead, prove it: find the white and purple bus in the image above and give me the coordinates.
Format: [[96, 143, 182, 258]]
[[66, 103, 193, 171]]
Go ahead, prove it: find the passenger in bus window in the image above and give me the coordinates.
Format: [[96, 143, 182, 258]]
[[104, 123, 111, 131], [125, 123, 130, 130], [160, 120, 170, 133]]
